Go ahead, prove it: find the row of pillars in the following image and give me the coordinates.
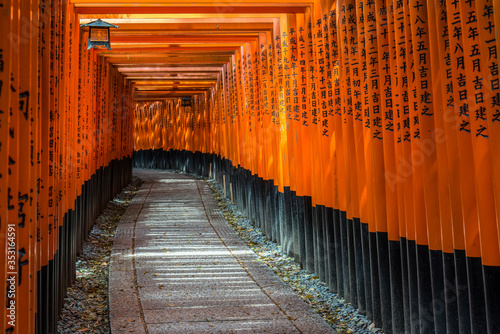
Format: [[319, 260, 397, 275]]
[[0, 0, 135, 332], [131, 0, 500, 332]]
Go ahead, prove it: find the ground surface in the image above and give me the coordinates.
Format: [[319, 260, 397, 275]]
[[58, 169, 382, 333], [108, 169, 335, 333]]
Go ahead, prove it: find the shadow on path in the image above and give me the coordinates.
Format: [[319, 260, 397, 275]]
[[109, 169, 336, 334]]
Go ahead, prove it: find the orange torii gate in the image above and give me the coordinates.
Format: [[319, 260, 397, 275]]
[[1, 0, 500, 333]]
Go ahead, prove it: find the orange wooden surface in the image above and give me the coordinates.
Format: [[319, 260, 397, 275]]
[[7, 2, 21, 333], [0, 0, 12, 330], [3, 1, 500, 330]]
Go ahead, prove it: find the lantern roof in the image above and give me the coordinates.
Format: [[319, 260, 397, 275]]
[[80, 19, 118, 29]]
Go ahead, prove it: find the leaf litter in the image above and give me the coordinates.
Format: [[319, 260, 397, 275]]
[[57, 177, 143, 333]]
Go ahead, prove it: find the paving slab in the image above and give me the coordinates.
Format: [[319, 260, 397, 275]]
[[109, 169, 336, 333], [147, 319, 300, 334]]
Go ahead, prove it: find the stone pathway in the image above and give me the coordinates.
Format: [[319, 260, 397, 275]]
[[109, 169, 336, 333]]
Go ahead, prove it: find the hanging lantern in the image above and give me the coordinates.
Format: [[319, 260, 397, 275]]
[[181, 96, 193, 107], [80, 19, 119, 50]]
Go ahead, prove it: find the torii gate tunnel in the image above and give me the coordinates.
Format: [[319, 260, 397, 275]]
[[1, 0, 500, 333]]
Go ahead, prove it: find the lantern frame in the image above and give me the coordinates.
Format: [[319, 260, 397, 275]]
[[80, 19, 119, 50], [181, 96, 193, 107]]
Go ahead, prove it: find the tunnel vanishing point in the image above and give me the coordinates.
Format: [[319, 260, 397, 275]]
[[1, 0, 500, 333]]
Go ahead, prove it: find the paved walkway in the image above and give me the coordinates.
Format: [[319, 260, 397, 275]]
[[109, 169, 336, 333]]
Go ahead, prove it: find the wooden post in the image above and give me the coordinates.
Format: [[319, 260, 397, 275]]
[[230, 183, 234, 204]]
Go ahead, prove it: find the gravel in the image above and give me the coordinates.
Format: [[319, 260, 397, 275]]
[[203, 175, 384, 334]]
